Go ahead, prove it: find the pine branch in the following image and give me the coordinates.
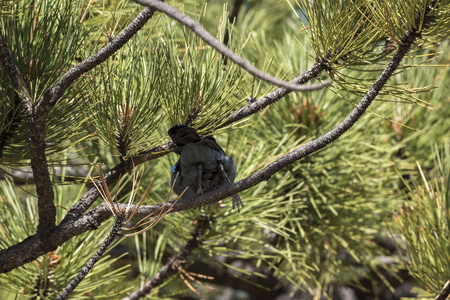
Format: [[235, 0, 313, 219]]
[[222, 63, 325, 127], [17, 1, 324, 232], [174, 26, 421, 210], [67, 12, 425, 241], [55, 218, 124, 300], [0, 143, 169, 274], [43, 7, 157, 112], [223, 0, 244, 47], [123, 218, 210, 300], [0, 26, 57, 234], [63, 61, 325, 219], [29, 89, 57, 235], [2, 6, 158, 236], [62, 59, 321, 222], [134, 0, 330, 92], [0, 26, 418, 273]]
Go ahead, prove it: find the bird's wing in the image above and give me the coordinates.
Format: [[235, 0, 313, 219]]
[[199, 136, 226, 155]]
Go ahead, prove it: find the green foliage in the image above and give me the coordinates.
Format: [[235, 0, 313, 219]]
[[0, 1, 23, 17], [94, 1, 448, 298], [0, 173, 130, 299], [189, 95, 402, 296], [288, 0, 450, 107], [0, 0, 449, 299], [153, 23, 247, 133], [365, 0, 450, 44], [79, 34, 166, 157], [292, 0, 387, 66], [389, 144, 450, 297], [0, 0, 93, 165], [78, 6, 247, 157]]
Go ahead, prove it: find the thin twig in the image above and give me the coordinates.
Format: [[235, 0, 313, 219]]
[[223, 0, 244, 47], [123, 218, 210, 300], [222, 63, 325, 127], [134, 0, 330, 92], [54, 218, 124, 300]]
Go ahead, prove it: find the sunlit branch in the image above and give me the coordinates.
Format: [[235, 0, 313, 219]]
[[135, 0, 330, 92]]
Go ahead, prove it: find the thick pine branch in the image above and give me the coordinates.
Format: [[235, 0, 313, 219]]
[[30, 92, 57, 235], [0, 5, 159, 270], [0, 27, 56, 234], [2, 7, 158, 235]]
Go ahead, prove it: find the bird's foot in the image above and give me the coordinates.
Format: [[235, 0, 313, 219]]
[[232, 194, 244, 212], [218, 164, 242, 212]]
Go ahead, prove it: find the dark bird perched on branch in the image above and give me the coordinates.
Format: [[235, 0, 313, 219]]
[[168, 124, 243, 211]]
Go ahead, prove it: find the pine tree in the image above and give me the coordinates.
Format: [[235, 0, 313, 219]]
[[0, 0, 449, 299]]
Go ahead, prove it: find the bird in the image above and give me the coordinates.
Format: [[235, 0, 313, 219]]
[[168, 124, 243, 211]]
